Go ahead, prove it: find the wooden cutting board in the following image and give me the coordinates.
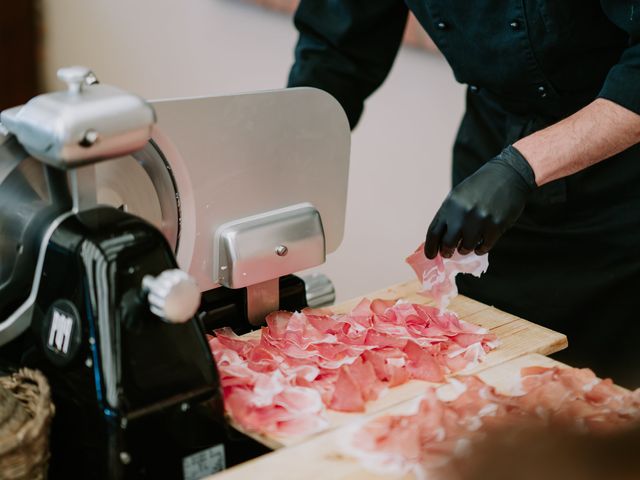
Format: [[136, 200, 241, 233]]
[[229, 279, 568, 449], [209, 353, 569, 480]]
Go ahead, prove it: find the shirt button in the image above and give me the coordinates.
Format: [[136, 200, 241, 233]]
[[436, 21, 448, 30], [469, 85, 479, 93], [509, 20, 521, 30], [537, 85, 548, 98]]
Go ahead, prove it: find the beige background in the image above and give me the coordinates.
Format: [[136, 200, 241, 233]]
[[41, 0, 465, 301]]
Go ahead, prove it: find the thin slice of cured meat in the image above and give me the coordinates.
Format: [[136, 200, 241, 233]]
[[346, 414, 425, 477], [329, 366, 366, 412], [224, 387, 328, 436], [403, 341, 445, 383], [209, 296, 496, 437], [345, 366, 640, 480], [406, 244, 489, 311], [363, 348, 411, 387]]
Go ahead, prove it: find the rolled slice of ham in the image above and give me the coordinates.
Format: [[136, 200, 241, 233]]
[[406, 244, 489, 311]]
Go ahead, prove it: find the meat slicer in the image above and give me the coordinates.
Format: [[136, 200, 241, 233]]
[[0, 66, 349, 479]]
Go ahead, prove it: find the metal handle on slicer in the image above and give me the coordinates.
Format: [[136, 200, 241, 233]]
[[142, 269, 201, 323], [302, 273, 336, 308]]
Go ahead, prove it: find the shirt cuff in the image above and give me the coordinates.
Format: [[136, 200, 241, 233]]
[[598, 62, 640, 115]]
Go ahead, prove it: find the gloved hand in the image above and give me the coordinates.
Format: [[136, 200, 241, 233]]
[[425, 145, 537, 259]]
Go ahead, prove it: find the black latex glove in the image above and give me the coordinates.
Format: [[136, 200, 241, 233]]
[[425, 145, 537, 259]]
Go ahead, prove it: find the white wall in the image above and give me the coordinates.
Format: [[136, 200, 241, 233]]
[[41, 0, 465, 302]]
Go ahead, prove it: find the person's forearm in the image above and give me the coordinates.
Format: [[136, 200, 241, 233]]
[[514, 98, 640, 186]]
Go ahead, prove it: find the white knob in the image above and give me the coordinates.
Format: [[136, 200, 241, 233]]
[[142, 269, 200, 323]]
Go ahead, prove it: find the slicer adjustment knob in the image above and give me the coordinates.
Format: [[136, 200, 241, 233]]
[[142, 269, 200, 323]]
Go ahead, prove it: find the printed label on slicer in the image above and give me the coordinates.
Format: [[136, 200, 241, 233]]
[[182, 444, 226, 480]]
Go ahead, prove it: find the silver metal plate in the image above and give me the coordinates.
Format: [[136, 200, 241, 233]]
[[149, 88, 350, 290], [214, 203, 325, 288]]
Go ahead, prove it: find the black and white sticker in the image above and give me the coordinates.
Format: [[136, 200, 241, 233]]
[[182, 444, 226, 480], [43, 300, 82, 366], [48, 308, 74, 354]]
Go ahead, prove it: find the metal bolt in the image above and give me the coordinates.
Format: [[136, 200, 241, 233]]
[[84, 71, 99, 85], [120, 451, 131, 465], [85, 358, 93, 368], [120, 418, 128, 429], [275, 245, 288, 257], [180, 402, 190, 412]]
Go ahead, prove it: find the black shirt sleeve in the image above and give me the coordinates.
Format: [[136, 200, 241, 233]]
[[287, 0, 409, 128], [598, 1, 640, 114]]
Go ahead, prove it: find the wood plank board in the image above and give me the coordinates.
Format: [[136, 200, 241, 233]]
[[209, 353, 570, 480], [230, 280, 567, 449]]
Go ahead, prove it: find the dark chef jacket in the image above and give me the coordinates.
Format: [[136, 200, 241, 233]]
[[288, 1, 640, 387]]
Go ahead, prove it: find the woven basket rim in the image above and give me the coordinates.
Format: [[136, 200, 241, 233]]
[[0, 368, 54, 455]]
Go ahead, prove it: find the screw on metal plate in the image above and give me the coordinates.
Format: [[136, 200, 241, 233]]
[[85, 357, 93, 368], [275, 245, 288, 257], [120, 452, 132, 465]]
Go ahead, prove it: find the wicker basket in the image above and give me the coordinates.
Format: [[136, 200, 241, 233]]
[[0, 369, 55, 480]]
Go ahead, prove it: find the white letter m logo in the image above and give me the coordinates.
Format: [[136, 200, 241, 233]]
[[48, 309, 73, 355]]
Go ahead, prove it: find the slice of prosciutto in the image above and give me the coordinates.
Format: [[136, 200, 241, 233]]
[[209, 298, 497, 437], [406, 244, 489, 311], [346, 366, 640, 479]]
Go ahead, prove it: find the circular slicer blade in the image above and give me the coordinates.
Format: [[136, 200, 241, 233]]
[[95, 141, 180, 251]]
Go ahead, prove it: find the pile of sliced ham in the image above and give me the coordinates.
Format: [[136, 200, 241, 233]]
[[209, 298, 497, 436], [406, 245, 489, 311], [209, 246, 494, 436], [344, 366, 640, 479]]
